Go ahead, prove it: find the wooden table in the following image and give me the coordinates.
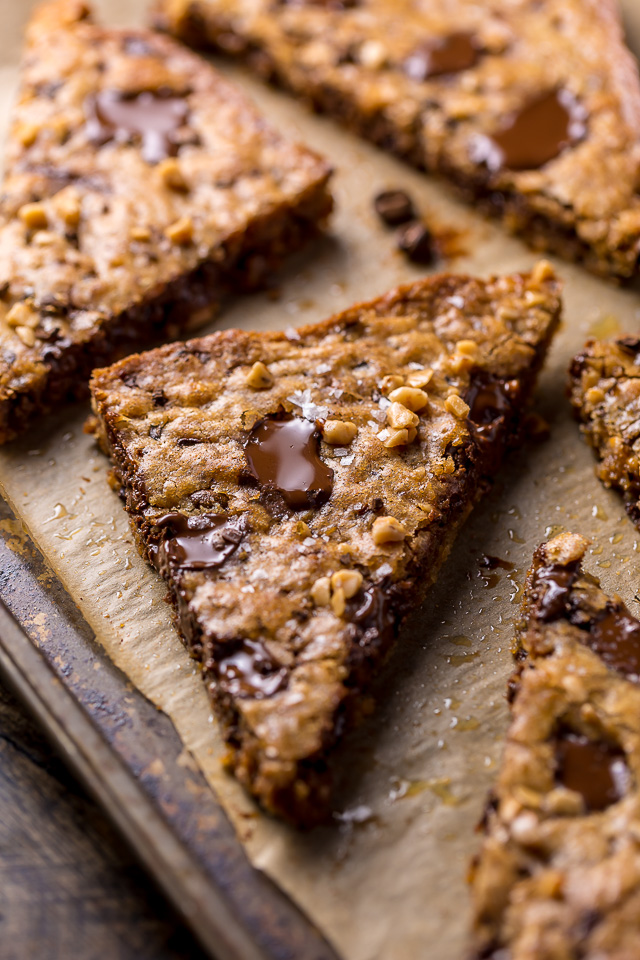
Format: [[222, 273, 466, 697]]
[[0, 677, 208, 960]]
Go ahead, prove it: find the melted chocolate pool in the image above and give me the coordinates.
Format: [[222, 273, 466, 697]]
[[216, 639, 288, 699], [475, 89, 586, 172], [245, 415, 334, 510], [555, 732, 629, 812], [404, 33, 480, 82], [465, 374, 516, 442], [532, 564, 577, 622], [587, 607, 640, 680], [86, 90, 189, 164], [155, 513, 244, 571]]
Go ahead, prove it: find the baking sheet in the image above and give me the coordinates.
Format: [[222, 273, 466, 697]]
[[2, 3, 640, 958]]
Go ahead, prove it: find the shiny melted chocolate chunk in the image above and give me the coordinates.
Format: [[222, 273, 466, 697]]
[[85, 90, 189, 164], [465, 374, 517, 442], [396, 221, 435, 265], [245, 415, 334, 510], [474, 89, 586, 172], [586, 606, 640, 680], [404, 32, 480, 82], [555, 732, 629, 811], [216, 639, 288, 699], [531, 563, 578, 621], [155, 513, 245, 570], [617, 336, 640, 357], [349, 584, 395, 650]]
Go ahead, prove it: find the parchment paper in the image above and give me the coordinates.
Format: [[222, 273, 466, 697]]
[[3, 3, 640, 958]]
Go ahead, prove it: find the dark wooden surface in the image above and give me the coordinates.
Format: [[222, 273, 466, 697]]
[[0, 678, 208, 960]]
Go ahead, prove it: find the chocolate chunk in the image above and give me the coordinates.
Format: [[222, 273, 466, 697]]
[[374, 189, 416, 226], [474, 89, 587, 172], [85, 90, 189, 164], [397, 221, 435, 265], [244, 415, 334, 510], [586, 606, 640, 680], [532, 564, 578, 622], [215, 638, 288, 699], [555, 732, 629, 811], [465, 374, 517, 442], [404, 32, 480, 82], [349, 584, 395, 649], [155, 512, 245, 570]]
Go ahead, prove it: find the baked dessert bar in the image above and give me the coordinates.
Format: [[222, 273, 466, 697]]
[[471, 532, 640, 959], [155, 0, 640, 280], [0, 0, 332, 444], [90, 265, 560, 825], [570, 337, 640, 526]]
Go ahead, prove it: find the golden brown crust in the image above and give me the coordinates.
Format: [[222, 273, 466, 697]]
[[154, 0, 640, 279], [90, 266, 560, 824], [0, 0, 332, 443], [471, 533, 640, 959]]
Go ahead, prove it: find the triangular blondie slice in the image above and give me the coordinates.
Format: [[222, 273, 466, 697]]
[[570, 337, 640, 526], [155, 0, 640, 279], [471, 532, 640, 958], [90, 265, 560, 824], [0, 0, 331, 443]]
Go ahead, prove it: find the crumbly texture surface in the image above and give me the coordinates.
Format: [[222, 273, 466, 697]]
[[470, 532, 640, 960], [90, 266, 560, 824], [155, 0, 640, 279], [0, 0, 332, 444], [570, 337, 640, 526]]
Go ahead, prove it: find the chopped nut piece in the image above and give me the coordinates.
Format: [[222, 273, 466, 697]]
[[6, 302, 38, 329], [131, 226, 152, 242], [445, 395, 471, 419], [52, 187, 81, 227], [372, 515, 407, 544], [158, 157, 189, 192], [406, 368, 433, 389], [377, 427, 410, 448], [164, 216, 193, 245], [15, 325, 36, 347], [310, 576, 331, 606], [331, 587, 346, 617], [387, 401, 419, 430], [245, 360, 273, 389], [15, 122, 39, 147], [388, 386, 429, 411], [331, 569, 363, 599], [19, 202, 48, 230], [531, 259, 555, 284], [358, 39, 386, 70], [585, 386, 605, 405], [322, 419, 357, 444], [380, 374, 404, 396], [456, 339, 479, 358]]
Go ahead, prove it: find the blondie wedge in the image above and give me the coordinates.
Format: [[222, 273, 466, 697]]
[[471, 532, 640, 960], [570, 337, 640, 526], [90, 266, 560, 824], [0, 0, 332, 444], [155, 0, 640, 279]]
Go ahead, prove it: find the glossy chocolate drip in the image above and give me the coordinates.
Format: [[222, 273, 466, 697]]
[[587, 606, 640, 680], [465, 374, 516, 442], [155, 513, 244, 570], [532, 564, 577, 621], [476, 90, 586, 172], [86, 90, 189, 164], [555, 732, 628, 811], [245, 415, 334, 510], [404, 33, 480, 82], [216, 639, 288, 699]]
